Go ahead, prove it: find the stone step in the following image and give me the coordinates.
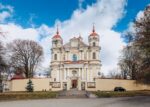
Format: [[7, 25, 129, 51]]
[[58, 89, 88, 98]]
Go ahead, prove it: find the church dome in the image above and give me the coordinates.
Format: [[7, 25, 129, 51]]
[[89, 25, 99, 37], [53, 34, 62, 39], [52, 31, 62, 39], [90, 31, 98, 37]]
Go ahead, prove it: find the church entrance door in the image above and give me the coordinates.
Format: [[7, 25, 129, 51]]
[[72, 80, 77, 88]]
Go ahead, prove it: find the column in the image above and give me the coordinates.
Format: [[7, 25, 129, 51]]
[[90, 68, 93, 82], [66, 52, 67, 60], [57, 70, 59, 82], [79, 68, 80, 77], [86, 68, 88, 82], [82, 51, 84, 60], [68, 52, 70, 60], [87, 51, 88, 60], [64, 68, 66, 80], [66, 52, 68, 60], [81, 51, 82, 60], [59, 68, 61, 81], [65, 68, 68, 80], [62, 69, 64, 80], [80, 68, 82, 79], [66, 68, 68, 77], [82, 68, 84, 80], [68, 68, 70, 77]]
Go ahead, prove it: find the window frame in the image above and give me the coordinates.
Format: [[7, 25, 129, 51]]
[[54, 54, 57, 60], [93, 52, 96, 59]]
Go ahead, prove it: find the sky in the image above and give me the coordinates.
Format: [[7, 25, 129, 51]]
[[0, 0, 149, 75]]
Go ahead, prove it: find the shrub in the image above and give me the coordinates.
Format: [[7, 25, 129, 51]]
[[26, 79, 34, 92]]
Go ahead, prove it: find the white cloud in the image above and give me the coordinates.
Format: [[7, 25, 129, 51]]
[[0, 0, 127, 75], [0, 3, 13, 22], [0, 23, 38, 42], [52, 0, 127, 75], [78, 0, 85, 9]]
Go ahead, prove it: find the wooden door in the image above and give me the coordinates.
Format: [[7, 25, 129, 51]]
[[72, 80, 77, 88]]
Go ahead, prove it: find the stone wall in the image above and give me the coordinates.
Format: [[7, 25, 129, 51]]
[[10, 78, 52, 91], [9, 78, 150, 92], [94, 79, 150, 91]]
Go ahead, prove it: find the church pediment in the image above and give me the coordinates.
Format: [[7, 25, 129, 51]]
[[64, 37, 88, 49]]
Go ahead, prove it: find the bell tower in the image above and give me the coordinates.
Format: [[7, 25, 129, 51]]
[[51, 26, 63, 62], [88, 25, 100, 61], [52, 26, 63, 48]]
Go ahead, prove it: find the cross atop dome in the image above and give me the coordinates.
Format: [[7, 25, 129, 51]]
[[52, 25, 62, 39], [56, 24, 59, 35], [92, 23, 95, 33]]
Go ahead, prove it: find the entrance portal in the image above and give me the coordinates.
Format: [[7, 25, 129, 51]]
[[72, 80, 77, 88]]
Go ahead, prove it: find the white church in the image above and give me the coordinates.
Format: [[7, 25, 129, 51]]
[[50, 26, 101, 90], [7, 27, 150, 92]]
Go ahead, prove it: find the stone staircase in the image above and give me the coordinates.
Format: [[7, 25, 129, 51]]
[[58, 88, 88, 98], [58, 89, 98, 98]]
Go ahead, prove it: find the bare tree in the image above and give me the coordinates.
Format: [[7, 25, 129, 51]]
[[0, 29, 7, 92], [108, 69, 122, 79], [8, 39, 44, 78], [118, 45, 140, 79], [119, 5, 150, 83], [133, 5, 150, 83]]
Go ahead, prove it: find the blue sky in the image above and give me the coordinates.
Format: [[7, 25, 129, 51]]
[[1, 0, 149, 31], [114, 0, 150, 32], [0, 0, 96, 27], [0, 0, 149, 74]]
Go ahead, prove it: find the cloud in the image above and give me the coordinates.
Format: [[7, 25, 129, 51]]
[[78, 0, 85, 9], [52, 0, 126, 75], [0, 23, 38, 42], [0, 3, 13, 23], [0, 0, 127, 75]]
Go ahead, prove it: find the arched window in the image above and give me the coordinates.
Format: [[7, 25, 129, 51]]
[[93, 42, 96, 46], [54, 54, 57, 60], [93, 52, 96, 59], [72, 54, 77, 61]]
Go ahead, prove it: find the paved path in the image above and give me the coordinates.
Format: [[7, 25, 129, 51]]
[[0, 96, 150, 107]]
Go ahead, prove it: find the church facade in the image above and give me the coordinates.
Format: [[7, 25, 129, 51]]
[[50, 26, 101, 90]]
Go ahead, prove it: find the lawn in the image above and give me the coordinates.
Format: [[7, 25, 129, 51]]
[[0, 91, 58, 101], [94, 90, 150, 98]]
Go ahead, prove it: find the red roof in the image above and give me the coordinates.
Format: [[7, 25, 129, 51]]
[[11, 75, 25, 80], [52, 34, 62, 39], [52, 27, 62, 39], [90, 26, 98, 37], [90, 32, 98, 36]]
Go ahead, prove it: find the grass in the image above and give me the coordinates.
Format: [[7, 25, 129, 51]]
[[0, 91, 58, 101], [94, 90, 150, 98]]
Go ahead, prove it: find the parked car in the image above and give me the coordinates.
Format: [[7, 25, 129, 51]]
[[114, 87, 126, 92]]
